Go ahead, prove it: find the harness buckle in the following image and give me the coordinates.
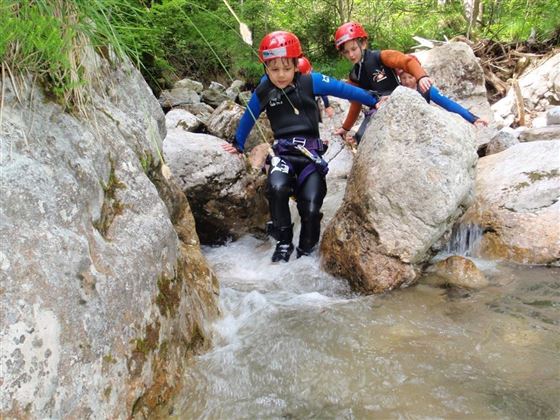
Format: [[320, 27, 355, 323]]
[[292, 137, 306, 146]]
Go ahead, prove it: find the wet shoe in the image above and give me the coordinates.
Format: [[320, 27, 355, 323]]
[[296, 246, 314, 259], [271, 242, 294, 262]]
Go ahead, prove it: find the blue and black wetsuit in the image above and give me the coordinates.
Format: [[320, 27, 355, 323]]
[[421, 86, 479, 124], [234, 72, 377, 257]]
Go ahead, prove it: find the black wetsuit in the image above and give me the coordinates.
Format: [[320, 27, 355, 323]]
[[234, 72, 378, 256]]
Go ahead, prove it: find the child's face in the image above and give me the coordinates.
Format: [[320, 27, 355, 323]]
[[400, 72, 417, 89], [340, 39, 366, 64], [265, 58, 296, 89]]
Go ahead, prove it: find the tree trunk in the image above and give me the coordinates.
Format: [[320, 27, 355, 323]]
[[465, 0, 481, 39]]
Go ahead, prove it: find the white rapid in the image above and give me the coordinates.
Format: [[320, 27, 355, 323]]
[[171, 177, 559, 419]]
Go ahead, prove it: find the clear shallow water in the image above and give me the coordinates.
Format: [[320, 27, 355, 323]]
[[170, 180, 560, 419]]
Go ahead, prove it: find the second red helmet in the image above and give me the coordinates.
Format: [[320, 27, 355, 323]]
[[258, 31, 303, 63], [297, 57, 313, 74], [334, 22, 368, 49]]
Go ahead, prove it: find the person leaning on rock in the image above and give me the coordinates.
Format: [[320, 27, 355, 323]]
[[333, 21, 433, 144]]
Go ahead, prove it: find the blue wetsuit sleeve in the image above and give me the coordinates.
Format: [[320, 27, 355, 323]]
[[234, 91, 263, 152], [321, 95, 330, 107], [311, 73, 378, 107], [429, 86, 478, 124]]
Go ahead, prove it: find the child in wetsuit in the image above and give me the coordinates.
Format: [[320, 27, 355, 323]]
[[223, 31, 379, 262], [333, 21, 433, 144]]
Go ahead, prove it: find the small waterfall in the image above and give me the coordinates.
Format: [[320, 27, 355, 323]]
[[444, 223, 484, 256]]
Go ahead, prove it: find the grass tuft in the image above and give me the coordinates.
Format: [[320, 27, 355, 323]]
[[0, 0, 150, 113]]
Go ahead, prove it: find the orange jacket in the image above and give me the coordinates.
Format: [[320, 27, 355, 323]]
[[341, 50, 427, 131]]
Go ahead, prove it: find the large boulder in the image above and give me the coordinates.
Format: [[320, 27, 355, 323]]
[[320, 87, 478, 294], [163, 130, 269, 244], [463, 140, 560, 264], [0, 55, 219, 418]]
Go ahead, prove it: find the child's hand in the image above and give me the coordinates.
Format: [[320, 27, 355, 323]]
[[474, 118, 489, 127], [375, 96, 390, 109], [417, 76, 433, 93], [344, 132, 356, 146], [334, 127, 348, 137], [222, 142, 242, 155], [325, 106, 335, 118]]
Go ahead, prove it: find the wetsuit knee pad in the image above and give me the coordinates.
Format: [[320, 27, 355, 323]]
[[296, 200, 323, 222], [267, 176, 293, 200], [297, 200, 323, 252]]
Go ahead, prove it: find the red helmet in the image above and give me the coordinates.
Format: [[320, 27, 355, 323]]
[[297, 57, 312, 74], [258, 31, 303, 63], [334, 22, 368, 49]]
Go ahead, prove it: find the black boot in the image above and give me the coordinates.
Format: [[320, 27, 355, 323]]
[[296, 245, 315, 258], [272, 242, 294, 262], [271, 225, 293, 263]]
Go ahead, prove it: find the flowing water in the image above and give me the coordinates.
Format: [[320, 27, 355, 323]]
[[171, 179, 560, 419]]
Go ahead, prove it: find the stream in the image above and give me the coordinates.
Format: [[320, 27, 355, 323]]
[[171, 177, 559, 419]]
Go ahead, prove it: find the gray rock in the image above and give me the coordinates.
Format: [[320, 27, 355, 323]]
[[176, 102, 215, 125], [486, 129, 519, 155], [237, 90, 252, 106], [201, 87, 229, 108], [321, 87, 477, 293], [173, 77, 203, 93], [158, 87, 200, 108], [163, 130, 269, 244], [165, 108, 201, 131], [546, 106, 560, 125], [225, 79, 245, 101], [0, 55, 218, 418], [463, 140, 560, 264], [518, 126, 560, 142], [415, 42, 494, 148], [492, 53, 560, 127]]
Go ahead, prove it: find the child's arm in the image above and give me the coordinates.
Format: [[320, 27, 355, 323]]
[[320, 96, 335, 118], [230, 92, 263, 152], [338, 101, 362, 134], [428, 86, 480, 124], [380, 50, 426, 79], [380, 50, 432, 92], [324, 73, 372, 135]]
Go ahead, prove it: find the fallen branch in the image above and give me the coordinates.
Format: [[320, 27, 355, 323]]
[[510, 78, 525, 126]]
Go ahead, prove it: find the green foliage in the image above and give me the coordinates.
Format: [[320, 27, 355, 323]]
[[1, 0, 149, 109], [477, 0, 560, 41], [2, 0, 558, 105]]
